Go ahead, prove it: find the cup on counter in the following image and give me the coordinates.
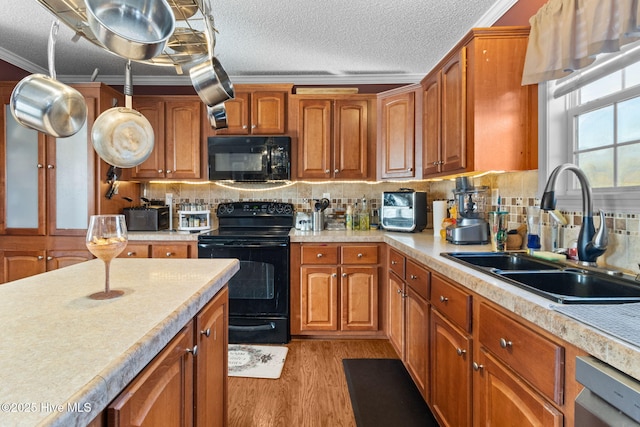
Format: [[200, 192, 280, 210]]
[[488, 211, 508, 252], [312, 211, 324, 231]]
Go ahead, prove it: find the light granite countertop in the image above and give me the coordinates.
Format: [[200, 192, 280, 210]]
[[0, 258, 239, 427], [291, 228, 640, 383]]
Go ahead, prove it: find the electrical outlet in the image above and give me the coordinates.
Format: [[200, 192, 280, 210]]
[[491, 189, 499, 206], [322, 192, 330, 200]]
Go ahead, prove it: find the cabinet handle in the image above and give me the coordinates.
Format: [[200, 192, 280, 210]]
[[47, 164, 54, 169], [391, 260, 397, 265], [499, 338, 513, 349], [324, 169, 330, 173], [357, 253, 363, 258], [397, 289, 402, 294], [251, 125, 256, 129], [456, 348, 466, 356], [186, 345, 198, 356], [47, 256, 53, 261], [158, 169, 163, 173], [439, 295, 448, 303], [334, 169, 339, 174], [473, 362, 484, 371], [37, 163, 44, 168], [410, 274, 417, 280], [407, 167, 413, 172], [37, 256, 44, 260], [127, 251, 136, 256], [342, 273, 347, 277], [201, 328, 211, 337], [316, 253, 323, 258], [242, 125, 248, 129], [332, 273, 337, 278], [166, 170, 172, 174], [166, 252, 173, 257]]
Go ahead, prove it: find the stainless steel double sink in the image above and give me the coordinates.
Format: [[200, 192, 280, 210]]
[[441, 252, 640, 304]]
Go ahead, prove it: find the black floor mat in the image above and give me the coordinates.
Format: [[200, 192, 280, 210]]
[[343, 358, 439, 427]]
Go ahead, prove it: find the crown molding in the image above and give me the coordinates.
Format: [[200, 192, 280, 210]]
[[473, 0, 519, 26], [0, 47, 46, 74]]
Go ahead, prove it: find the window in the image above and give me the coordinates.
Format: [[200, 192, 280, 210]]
[[541, 52, 640, 213]]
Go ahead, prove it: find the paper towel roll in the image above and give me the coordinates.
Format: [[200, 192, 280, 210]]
[[433, 201, 448, 236]]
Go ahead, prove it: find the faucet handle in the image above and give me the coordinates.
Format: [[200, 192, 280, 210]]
[[593, 210, 608, 250]]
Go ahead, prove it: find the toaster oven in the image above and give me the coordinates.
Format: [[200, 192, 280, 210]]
[[381, 190, 428, 232], [123, 206, 170, 231]]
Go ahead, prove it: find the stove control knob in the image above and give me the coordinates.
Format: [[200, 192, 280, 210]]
[[275, 204, 284, 213], [283, 204, 293, 215], [217, 204, 226, 215], [267, 203, 276, 214]]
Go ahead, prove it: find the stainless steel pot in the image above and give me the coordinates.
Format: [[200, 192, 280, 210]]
[[189, 3, 234, 106], [91, 62, 154, 168], [85, 0, 176, 60], [207, 103, 228, 129], [10, 21, 87, 138]]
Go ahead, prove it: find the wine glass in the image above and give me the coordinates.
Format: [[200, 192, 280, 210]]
[[85, 214, 128, 299]]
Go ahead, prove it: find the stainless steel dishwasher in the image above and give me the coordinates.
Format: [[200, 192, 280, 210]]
[[575, 356, 640, 426]]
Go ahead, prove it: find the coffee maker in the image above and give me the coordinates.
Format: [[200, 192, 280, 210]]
[[445, 177, 490, 244]]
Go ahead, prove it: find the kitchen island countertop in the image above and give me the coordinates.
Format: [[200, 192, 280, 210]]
[[0, 258, 239, 427]]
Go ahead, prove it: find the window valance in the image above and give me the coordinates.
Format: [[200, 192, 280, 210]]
[[522, 0, 640, 85]]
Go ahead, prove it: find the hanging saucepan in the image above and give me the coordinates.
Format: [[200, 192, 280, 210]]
[[91, 61, 155, 168], [10, 21, 87, 138], [85, 0, 175, 61], [207, 103, 228, 129], [189, 2, 234, 106]]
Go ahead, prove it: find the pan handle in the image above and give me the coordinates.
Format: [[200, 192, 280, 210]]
[[48, 21, 59, 80], [124, 60, 133, 109]]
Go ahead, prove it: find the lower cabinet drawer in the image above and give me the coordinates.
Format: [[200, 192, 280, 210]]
[[120, 244, 150, 258], [405, 259, 430, 300], [388, 249, 405, 279], [431, 273, 472, 333], [301, 245, 339, 264], [478, 302, 565, 405], [341, 245, 378, 264]]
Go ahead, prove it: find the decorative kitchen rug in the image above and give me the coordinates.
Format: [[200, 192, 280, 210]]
[[228, 344, 289, 379]]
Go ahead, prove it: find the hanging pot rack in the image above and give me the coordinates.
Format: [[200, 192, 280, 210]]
[[35, 0, 213, 74]]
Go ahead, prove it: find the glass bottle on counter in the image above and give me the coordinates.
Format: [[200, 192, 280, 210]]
[[353, 202, 360, 230], [359, 195, 369, 231], [346, 205, 353, 230]]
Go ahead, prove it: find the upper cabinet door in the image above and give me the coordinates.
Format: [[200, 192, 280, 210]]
[[296, 98, 332, 179], [131, 98, 166, 179], [252, 91, 287, 134], [334, 100, 368, 180], [440, 47, 466, 174], [164, 99, 201, 179], [380, 91, 415, 179], [422, 74, 442, 177], [217, 92, 250, 135], [1, 90, 46, 235]]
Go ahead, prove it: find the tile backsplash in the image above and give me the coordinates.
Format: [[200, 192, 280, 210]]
[[143, 170, 640, 274]]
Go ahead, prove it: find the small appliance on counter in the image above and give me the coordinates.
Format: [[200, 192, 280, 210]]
[[445, 177, 490, 244], [381, 189, 427, 232], [123, 202, 170, 231]]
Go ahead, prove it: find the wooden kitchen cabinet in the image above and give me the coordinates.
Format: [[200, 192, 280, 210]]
[[108, 287, 228, 427], [293, 95, 374, 180], [214, 85, 292, 135], [421, 27, 537, 178], [118, 241, 196, 259], [131, 96, 203, 180], [378, 85, 420, 179], [294, 243, 380, 335], [386, 248, 430, 400]]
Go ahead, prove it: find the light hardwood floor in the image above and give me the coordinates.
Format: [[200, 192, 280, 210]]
[[228, 339, 399, 427]]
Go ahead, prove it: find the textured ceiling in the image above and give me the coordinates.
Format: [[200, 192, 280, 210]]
[[0, 0, 515, 85]]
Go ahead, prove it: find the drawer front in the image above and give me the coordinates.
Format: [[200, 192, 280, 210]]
[[301, 245, 339, 264], [405, 259, 430, 300], [478, 302, 565, 405], [342, 245, 378, 264], [152, 244, 190, 258], [119, 243, 150, 258], [431, 274, 472, 332], [388, 249, 405, 279]]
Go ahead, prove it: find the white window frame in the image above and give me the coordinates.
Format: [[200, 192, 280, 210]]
[[539, 77, 640, 214]]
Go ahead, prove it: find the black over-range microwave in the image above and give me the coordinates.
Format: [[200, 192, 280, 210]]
[[207, 136, 291, 181]]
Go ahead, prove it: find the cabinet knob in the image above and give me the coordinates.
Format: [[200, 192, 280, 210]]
[[499, 338, 513, 349], [46, 256, 53, 261], [158, 169, 163, 173], [38, 256, 44, 260], [166, 252, 173, 257], [410, 274, 417, 280], [456, 348, 466, 356], [332, 273, 337, 278], [407, 167, 413, 172], [242, 125, 248, 129], [47, 164, 54, 169], [357, 253, 363, 258], [201, 328, 211, 337], [334, 169, 339, 174], [316, 253, 323, 258], [391, 260, 397, 265], [127, 251, 136, 257], [251, 125, 256, 129], [439, 295, 449, 303], [37, 163, 44, 168], [166, 170, 172, 174], [397, 289, 402, 294], [342, 273, 347, 277], [185, 345, 198, 356], [473, 362, 484, 371], [325, 169, 330, 174]]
